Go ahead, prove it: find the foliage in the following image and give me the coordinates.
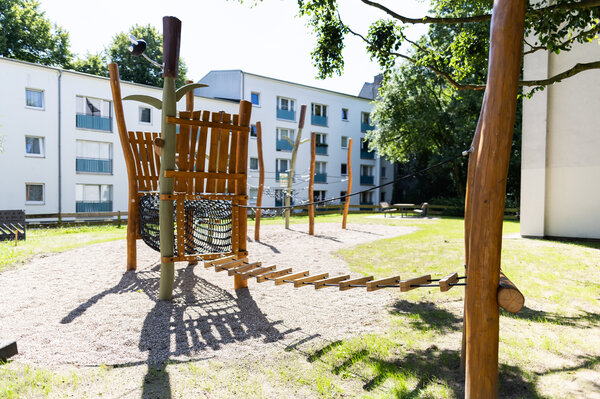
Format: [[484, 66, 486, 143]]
[[0, 0, 72, 67], [106, 24, 188, 87], [71, 52, 109, 77]]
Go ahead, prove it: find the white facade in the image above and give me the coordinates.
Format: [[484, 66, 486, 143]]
[[521, 41, 600, 239], [197, 70, 393, 208]]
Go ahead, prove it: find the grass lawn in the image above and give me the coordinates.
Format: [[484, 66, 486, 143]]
[[1, 214, 599, 398]]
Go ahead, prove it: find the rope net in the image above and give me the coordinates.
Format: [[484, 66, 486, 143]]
[[139, 194, 233, 255]]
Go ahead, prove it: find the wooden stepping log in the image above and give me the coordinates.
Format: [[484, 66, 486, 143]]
[[497, 271, 525, 313], [314, 275, 350, 290], [215, 258, 248, 272], [0, 340, 18, 362], [339, 276, 374, 291], [366, 276, 400, 292], [257, 268, 292, 283], [205, 255, 236, 268], [227, 261, 262, 276], [274, 271, 310, 285], [400, 275, 431, 292], [241, 265, 276, 280], [293, 273, 329, 288], [439, 272, 459, 292]]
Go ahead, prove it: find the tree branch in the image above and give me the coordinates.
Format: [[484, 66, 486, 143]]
[[523, 23, 600, 55], [360, 0, 600, 25], [520, 60, 600, 86]]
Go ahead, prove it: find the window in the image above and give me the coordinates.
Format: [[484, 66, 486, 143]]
[[315, 161, 326, 174], [276, 159, 290, 181], [139, 106, 152, 124], [380, 192, 386, 202], [314, 190, 327, 202], [25, 136, 45, 157], [381, 166, 386, 177], [341, 163, 347, 175], [362, 112, 370, 125], [26, 89, 44, 109], [311, 103, 327, 117], [26, 183, 44, 203], [249, 188, 259, 201], [251, 92, 260, 106], [276, 128, 295, 151], [360, 191, 374, 204], [250, 124, 257, 137], [76, 96, 112, 131], [315, 133, 327, 155], [76, 141, 113, 173], [340, 191, 347, 203], [341, 136, 349, 149], [76, 184, 113, 212], [361, 165, 374, 176], [277, 128, 294, 142], [278, 97, 295, 111], [250, 157, 259, 170], [341, 108, 348, 121]]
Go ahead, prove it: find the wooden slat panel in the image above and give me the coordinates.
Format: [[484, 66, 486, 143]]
[[216, 112, 231, 193], [400, 275, 431, 292], [206, 112, 221, 193], [164, 171, 245, 180], [227, 261, 262, 276], [165, 116, 250, 132], [339, 276, 374, 291], [257, 268, 292, 283], [439, 272, 459, 292], [188, 111, 202, 193], [274, 271, 310, 286], [314, 275, 350, 290], [215, 258, 248, 272], [132, 131, 149, 191], [177, 111, 192, 193], [152, 132, 161, 190], [241, 265, 276, 280], [293, 273, 329, 288], [195, 111, 210, 193], [366, 276, 400, 292], [204, 254, 236, 267], [137, 131, 154, 192], [227, 114, 239, 193], [145, 132, 159, 191], [176, 195, 185, 257]]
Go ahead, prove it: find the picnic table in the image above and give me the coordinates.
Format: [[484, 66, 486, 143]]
[[392, 203, 416, 217]]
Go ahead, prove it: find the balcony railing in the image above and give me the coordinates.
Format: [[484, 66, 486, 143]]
[[76, 158, 113, 174], [76, 114, 112, 132], [76, 201, 113, 212], [276, 108, 295, 121], [315, 173, 327, 183], [360, 150, 375, 159], [311, 114, 328, 127], [361, 122, 374, 132], [315, 143, 328, 155], [276, 139, 294, 151], [360, 175, 374, 185]]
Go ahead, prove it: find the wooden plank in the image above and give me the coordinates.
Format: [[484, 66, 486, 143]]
[[274, 270, 310, 286], [204, 255, 236, 267], [145, 132, 159, 191], [227, 261, 262, 276], [293, 273, 329, 288], [195, 110, 210, 193], [165, 116, 250, 132], [366, 276, 400, 292], [241, 265, 276, 280], [0, 340, 18, 361], [216, 112, 231, 193], [340, 276, 373, 291], [187, 111, 201, 193], [497, 271, 525, 313], [227, 114, 239, 194], [439, 272, 459, 292], [176, 111, 192, 193], [400, 274, 431, 292], [308, 132, 316, 235], [129, 132, 146, 191], [314, 275, 350, 290], [254, 121, 264, 241], [215, 258, 248, 272], [206, 112, 221, 193], [164, 171, 245, 180], [257, 268, 292, 283]]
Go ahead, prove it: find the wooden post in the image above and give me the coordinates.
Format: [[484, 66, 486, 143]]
[[342, 138, 353, 229], [463, 1, 526, 397], [109, 63, 138, 271], [14, 230, 18, 246], [308, 132, 316, 235], [285, 105, 307, 229], [185, 79, 194, 111], [254, 122, 264, 241], [158, 16, 182, 301]]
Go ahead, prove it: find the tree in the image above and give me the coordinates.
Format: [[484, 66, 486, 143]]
[[0, 0, 72, 67], [106, 24, 188, 87], [71, 53, 109, 77], [297, 0, 600, 94]]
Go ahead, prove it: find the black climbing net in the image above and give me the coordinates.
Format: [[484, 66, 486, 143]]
[[139, 194, 233, 256]]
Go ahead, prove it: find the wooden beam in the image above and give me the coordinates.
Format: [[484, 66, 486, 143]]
[[400, 275, 431, 292], [241, 265, 277, 280], [314, 275, 350, 290], [204, 255, 236, 267], [214, 258, 248, 272], [366, 276, 400, 292], [308, 132, 316, 235], [227, 261, 262, 276], [254, 122, 264, 241], [497, 271, 525, 313], [274, 271, 310, 285], [293, 273, 329, 288], [439, 272, 459, 292], [339, 275, 373, 291], [257, 268, 292, 283]]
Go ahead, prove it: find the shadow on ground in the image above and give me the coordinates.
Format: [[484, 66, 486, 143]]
[[501, 307, 600, 328], [62, 263, 299, 398], [390, 300, 462, 332]]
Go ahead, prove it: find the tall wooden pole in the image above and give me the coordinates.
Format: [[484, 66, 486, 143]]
[[464, 0, 525, 397], [308, 132, 316, 235], [158, 16, 182, 301], [285, 105, 307, 229], [342, 138, 353, 229], [254, 122, 264, 241]]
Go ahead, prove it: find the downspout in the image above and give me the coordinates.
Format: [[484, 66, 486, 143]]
[[240, 70, 245, 101], [57, 69, 62, 223]]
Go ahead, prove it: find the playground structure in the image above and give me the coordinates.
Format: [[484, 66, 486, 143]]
[[109, 2, 527, 395]]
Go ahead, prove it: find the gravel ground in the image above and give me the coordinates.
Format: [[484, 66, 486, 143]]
[[0, 223, 415, 368]]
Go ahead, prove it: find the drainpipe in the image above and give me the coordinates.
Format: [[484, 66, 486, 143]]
[[240, 70, 245, 102], [57, 69, 62, 223]]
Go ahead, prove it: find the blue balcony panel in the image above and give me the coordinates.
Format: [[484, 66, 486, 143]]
[[311, 114, 328, 127], [76, 158, 113, 174], [276, 108, 295, 121], [361, 122, 374, 132], [276, 139, 294, 151], [76, 201, 113, 213], [76, 114, 112, 132], [315, 144, 328, 156], [315, 173, 327, 183], [360, 175, 374, 185], [360, 150, 375, 159]]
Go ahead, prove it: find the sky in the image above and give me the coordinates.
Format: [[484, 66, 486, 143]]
[[39, 0, 430, 96]]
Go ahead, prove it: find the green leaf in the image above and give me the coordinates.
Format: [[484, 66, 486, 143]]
[[175, 83, 208, 102], [122, 95, 163, 110]]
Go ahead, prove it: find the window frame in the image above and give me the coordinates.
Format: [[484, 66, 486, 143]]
[[249, 157, 259, 170], [277, 96, 295, 111], [25, 183, 45, 204], [250, 91, 260, 106], [25, 88, 44, 110], [139, 106, 152, 124], [25, 135, 45, 158], [341, 108, 349, 121], [341, 163, 347, 176], [250, 124, 257, 138], [311, 103, 327, 117], [341, 136, 349, 149]]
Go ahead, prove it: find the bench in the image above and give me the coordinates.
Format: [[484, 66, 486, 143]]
[[0, 210, 26, 242], [410, 203, 429, 218], [380, 202, 398, 218]]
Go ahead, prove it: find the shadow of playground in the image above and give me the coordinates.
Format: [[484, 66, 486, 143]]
[[390, 300, 463, 333], [61, 263, 299, 398], [501, 306, 600, 328]]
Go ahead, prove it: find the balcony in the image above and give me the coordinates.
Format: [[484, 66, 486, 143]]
[[359, 201, 374, 211], [76, 158, 113, 174], [311, 114, 328, 127], [360, 150, 375, 159], [276, 139, 294, 151], [315, 173, 327, 183], [76, 114, 112, 132], [276, 108, 295, 121], [76, 201, 113, 212], [360, 175, 374, 185], [361, 122, 374, 132], [315, 143, 328, 155]]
